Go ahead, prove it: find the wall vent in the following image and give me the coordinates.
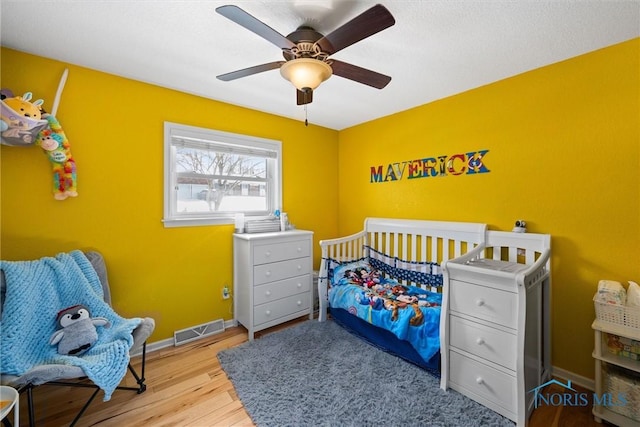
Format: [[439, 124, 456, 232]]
[[174, 319, 225, 346]]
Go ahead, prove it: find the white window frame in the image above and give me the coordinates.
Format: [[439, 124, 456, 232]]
[[163, 122, 282, 228]]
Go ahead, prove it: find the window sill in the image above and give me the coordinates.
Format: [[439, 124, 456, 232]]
[[162, 217, 233, 228]]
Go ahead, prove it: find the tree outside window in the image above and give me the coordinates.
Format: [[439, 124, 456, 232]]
[[163, 122, 281, 228]]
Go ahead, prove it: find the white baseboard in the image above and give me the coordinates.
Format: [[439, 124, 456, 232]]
[[132, 319, 237, 357], [551, 365, 595, 391]]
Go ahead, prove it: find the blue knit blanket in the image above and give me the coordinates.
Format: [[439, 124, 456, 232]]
[[0, 251, 141, 400]]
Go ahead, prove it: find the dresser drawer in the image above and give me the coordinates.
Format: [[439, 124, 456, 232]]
[[450, 315, 517, 370], [254, 257, 311, 285], [253, 293, 310, 326], [449, 279, 517, 328], [449, 351, 516, 414], [254, 274, 311, 306], [253, 239, 311, 265]]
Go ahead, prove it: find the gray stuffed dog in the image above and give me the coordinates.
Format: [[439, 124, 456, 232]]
[[50, 305, 110, 356]]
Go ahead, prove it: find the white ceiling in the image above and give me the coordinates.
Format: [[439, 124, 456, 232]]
[[1, 1, 639, 130]]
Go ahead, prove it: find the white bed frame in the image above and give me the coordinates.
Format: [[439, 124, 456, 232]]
[[317, 217, 488, 322]]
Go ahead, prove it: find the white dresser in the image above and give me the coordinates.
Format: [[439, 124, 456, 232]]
[[233, 230, 314, 340], [440, 231, 552, 426]]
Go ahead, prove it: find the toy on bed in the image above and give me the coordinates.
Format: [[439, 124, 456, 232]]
[[50, 304, 111, 356], [318, 218, 487, 374]]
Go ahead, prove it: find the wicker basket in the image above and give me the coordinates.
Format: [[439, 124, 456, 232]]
[[604, 365, 640, 421], [594, 294, 640, 329]]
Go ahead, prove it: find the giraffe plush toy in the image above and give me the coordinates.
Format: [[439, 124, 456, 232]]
[[36, 113, 77, 200]]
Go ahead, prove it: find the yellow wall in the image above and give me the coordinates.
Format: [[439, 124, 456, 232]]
[[0, 48, 339, 341], [338, 39, 640, 379], [2, 39, 639, 380]]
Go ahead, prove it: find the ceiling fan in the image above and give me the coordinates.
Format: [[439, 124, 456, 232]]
[[216, 4, 395, 106]]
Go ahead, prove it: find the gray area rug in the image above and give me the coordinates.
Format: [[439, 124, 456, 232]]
[[218, 320, 514, 427]]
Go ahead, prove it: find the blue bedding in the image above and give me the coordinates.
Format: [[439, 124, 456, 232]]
[[328, 260, 442, 363]]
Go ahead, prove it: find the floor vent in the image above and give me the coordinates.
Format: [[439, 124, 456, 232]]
[[174, 319, 225, 346]]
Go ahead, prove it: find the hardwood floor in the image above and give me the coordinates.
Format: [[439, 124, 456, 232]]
[[13, 319, 609, 426]]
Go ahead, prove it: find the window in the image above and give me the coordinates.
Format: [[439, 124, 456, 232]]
[[163, 122, 282, 228]]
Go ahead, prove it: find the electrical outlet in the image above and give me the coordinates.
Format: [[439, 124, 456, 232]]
[[222, 285, 230, 300]]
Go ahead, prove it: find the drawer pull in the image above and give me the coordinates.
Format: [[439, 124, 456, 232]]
[[265, 251, 271, 257], [296, 300, 302, 306], [476, 377, 484, 385], [265, 290, 271, 297], [265, 310, 271, 316], [297, 283, 302, 288], [476, 338, 485, 345], [265, 271, 271, 277], [476, 299, 485, 307], [297, 247, 302, 252]]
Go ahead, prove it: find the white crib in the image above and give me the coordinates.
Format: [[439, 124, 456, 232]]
[[317, 218, 487, 370]]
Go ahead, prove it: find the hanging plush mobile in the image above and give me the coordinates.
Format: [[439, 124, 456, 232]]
[[34, 69, 78, 200], [36, 114, 77, 200]]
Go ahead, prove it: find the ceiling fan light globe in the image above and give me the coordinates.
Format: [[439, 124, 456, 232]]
[[280, 58, 332, 91]]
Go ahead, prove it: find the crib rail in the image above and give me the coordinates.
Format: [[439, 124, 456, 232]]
[[364, 218, 486, 267], [320, 230, 367, 264]]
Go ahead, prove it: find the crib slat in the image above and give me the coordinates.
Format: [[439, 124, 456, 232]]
[[401, 233, 407, 260], [454, 240, 462, 258], [410, 235, 417, 262], [431, 237, 438, 263], [441, 238, 450, 263]]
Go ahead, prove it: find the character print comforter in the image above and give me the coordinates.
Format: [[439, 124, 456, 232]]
[[328, 260, 442, 362]]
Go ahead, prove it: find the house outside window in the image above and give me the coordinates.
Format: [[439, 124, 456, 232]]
[[163, 122, 282, 228]]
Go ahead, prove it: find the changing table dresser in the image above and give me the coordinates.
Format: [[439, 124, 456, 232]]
[[440, 231, 552, 426], [233, 230, 314, 340]]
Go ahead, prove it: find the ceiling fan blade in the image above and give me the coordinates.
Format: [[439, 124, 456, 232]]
[[216, 5, 296, 50], [316, 4, 395, 55], [297, 88, 313, 105], [217, 61, 285, 81], [330, 60, 391, 89]]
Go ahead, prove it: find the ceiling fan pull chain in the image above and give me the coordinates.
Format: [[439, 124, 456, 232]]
[[304, 105, 308, 127]]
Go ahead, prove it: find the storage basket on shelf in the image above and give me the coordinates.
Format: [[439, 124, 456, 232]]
[[605, 332, 640, 360], [594, 294, 640, 330], [604, 364, 640, 421]]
